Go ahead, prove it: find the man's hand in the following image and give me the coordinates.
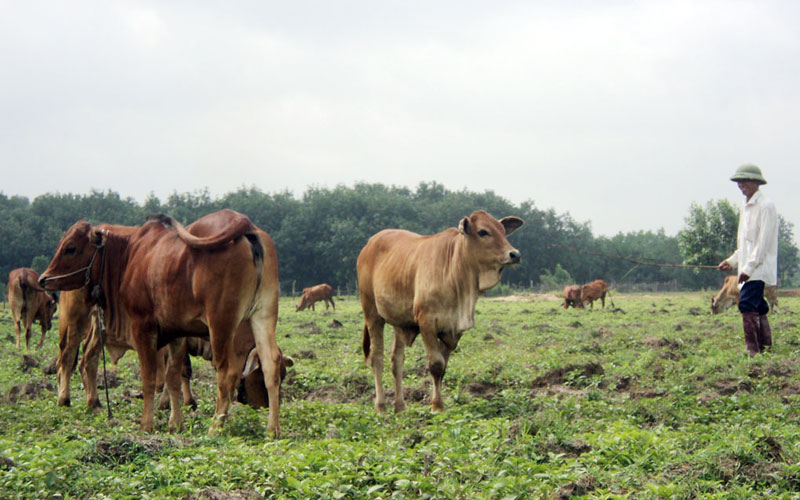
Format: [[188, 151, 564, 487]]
[[718, 260, 732, 271], [738, 273, 750, 284]]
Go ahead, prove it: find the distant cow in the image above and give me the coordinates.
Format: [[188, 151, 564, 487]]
[[580, 279, 610, 309], [358, 210, 523, 414], [711, 275, 779, 314], [296, 284, 335, 312], [40, 209, 291, 435], [562, 285, 583, 309], [8, 268, 58, 350]]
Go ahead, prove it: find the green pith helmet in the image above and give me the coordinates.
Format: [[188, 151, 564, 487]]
[[730, 163, 767, 185]]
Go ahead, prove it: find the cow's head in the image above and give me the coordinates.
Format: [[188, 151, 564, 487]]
[[710, 296, 731, 315], [458, 210, 524, 291], [242, 348, 295, 387], [39, 221, 107, 291], [39, 292, 59, 331], [295, 295, 309, 312]]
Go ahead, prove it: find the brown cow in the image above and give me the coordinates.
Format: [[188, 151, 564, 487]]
[[711, 275, 779, 314], [39, 209, 290, 435], [562, 285, 583, 309], [357, 210, 523, 414], [8, 268, 58, 350], [580, 279, 610, 309], [296, 284, 335, 312]]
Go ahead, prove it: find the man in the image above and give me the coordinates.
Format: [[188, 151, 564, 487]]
[[718, 164, 779, 356]]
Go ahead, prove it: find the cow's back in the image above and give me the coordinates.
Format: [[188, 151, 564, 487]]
[[358, 229, 443, 325]]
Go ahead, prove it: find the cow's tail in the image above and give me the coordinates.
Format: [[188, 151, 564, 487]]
[[149, 212, 255, 250], [362, 323, 371, 360], [606, 288, 615, 308]]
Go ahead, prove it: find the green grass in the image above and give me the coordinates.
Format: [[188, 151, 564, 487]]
[[1, 293, 799, 499]]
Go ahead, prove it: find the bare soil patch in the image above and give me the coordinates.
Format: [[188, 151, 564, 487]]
[[531, 362, 604, 388], [5, 380, 55, 403]]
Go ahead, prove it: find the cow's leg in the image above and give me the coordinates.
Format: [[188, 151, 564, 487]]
[[329, 297, 335, 311], [601, 293, 606, 309], [133, 325, 159, 432], [156, 347, 170, 411], [390, 327, 416, 413], [419, 323, 449, 412], [207, 319, 242, 435], [248, 306, 283, 437], [36, 323, 47, 350], [13, 318, 22, 349], [164, 341, 186, 433], [181, 352, 197, 409], [56, 322, 80, 407], [79, 319, 103, 410], [364, 317, 387, 414]]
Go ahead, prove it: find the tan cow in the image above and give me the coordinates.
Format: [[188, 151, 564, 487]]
[[562, 285, 583, 309], [8, 268, 58, 350], [580, 279, 610, 309], [40, 209, 290, 435], [357, 210, 523, 414], [711, 275, 779, 314], [296, 283, 335, 312]]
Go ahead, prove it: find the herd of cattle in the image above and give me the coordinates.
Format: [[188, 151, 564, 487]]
[[3, 208, 768, 436]]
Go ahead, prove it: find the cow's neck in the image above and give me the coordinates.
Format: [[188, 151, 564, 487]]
[[445, 236, 481, 332], [96, 231, 132, 341]]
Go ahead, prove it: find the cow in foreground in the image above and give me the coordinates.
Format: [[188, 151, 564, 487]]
[[580, 279, 610, 309], [296, 283, 335, 312], [562, 285, 583, 309], [39, 209, 290, 435], [357, 210, 523, 413], [8, 268, 58, 350], [711, 274, 779, 314]]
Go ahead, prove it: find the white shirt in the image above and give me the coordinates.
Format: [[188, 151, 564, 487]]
[[725, 190, 779, 287]]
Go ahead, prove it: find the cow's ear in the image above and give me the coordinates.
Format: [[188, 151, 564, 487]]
[[458, 217, 472, 235], [500, 217, 524, 235], [242, 348, 261, 378], [91, 228, 107, 247]]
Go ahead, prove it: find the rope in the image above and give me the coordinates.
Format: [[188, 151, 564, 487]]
[[548, 243, 719, 270], [95, 307, 113, 420]]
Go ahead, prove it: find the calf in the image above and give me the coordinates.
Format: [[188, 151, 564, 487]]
[[562, 285, 583, 309], [358, 210, 523, 414], [8, 268, 58, 350], [711, 275, 779, 314], [296, 284, 335, 312]]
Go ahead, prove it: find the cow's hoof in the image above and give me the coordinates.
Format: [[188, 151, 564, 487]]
[[375, 401, 387, 415], [431, 401, 444, 412], [394, 401, 406, 413], [88, 398, 102, 410]]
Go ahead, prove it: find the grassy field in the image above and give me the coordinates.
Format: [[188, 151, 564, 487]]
[[1, 292, 799, 499]]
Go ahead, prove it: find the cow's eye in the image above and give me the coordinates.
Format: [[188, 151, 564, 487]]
[[478, 229, 490, 237], [64, 247, 76, 256]]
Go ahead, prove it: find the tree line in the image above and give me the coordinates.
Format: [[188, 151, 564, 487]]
[[1, 183, 798, 297]]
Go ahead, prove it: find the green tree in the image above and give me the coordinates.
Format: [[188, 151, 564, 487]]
[[677, 199, 738, 267]]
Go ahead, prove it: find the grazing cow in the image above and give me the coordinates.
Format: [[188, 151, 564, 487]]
[[580, 279, 610, 309], [296, 284, 335, 312], [358, 210, 523, 414], [8, 268, 58, 350], [562, 285, 583, 309], [39, 209, 290, 435], [711, 274, 779, 314]]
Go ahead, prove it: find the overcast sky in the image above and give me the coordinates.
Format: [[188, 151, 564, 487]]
[[1, 0, 798, 242]]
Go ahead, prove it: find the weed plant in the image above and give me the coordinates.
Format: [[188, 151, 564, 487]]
[[0, 293, 798, 498]]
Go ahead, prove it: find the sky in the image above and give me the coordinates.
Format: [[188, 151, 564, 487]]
[[1, 0, 799, 242]]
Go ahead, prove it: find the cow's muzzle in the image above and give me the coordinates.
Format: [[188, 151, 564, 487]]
[[508, 250, 521, 265]]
